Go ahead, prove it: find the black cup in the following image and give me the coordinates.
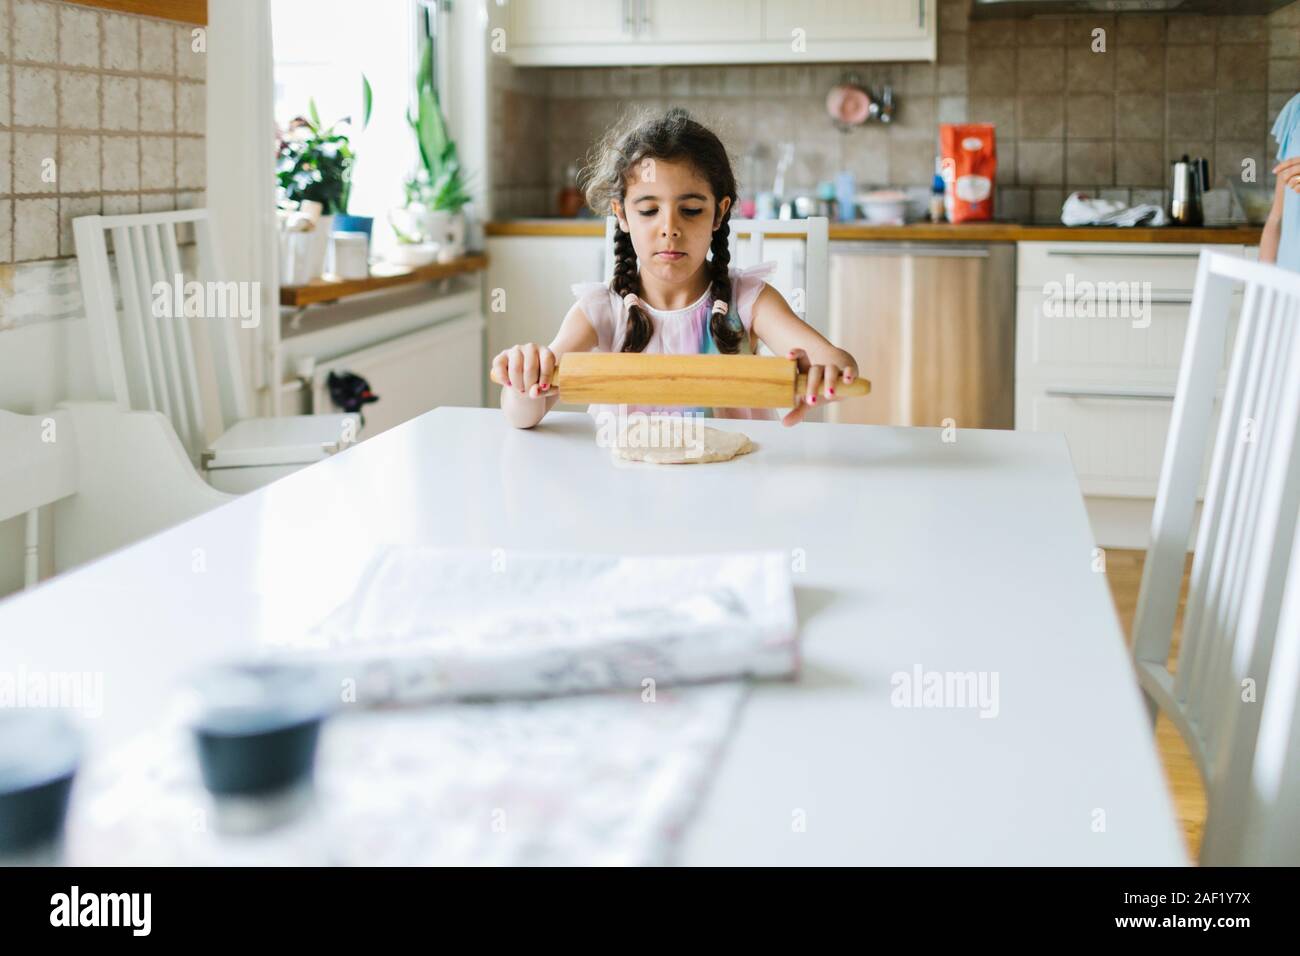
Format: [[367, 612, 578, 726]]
[[0, 711, 80, 861]]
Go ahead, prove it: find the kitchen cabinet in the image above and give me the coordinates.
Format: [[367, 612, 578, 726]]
[[501, 0, 935, 66], [1014, 240, 1252, 547], [827, 242, 1016, 430]]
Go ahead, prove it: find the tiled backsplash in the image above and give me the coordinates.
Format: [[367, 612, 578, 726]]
[[0, 0, 207, 263], [492, 0, 1300, 223]]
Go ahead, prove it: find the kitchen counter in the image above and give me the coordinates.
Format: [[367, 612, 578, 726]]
[[486, 219, 1263, 244]]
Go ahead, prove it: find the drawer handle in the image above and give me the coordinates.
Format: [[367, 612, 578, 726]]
[[1045, 387, 1176, 402], [1044, 251, 1201, 259]]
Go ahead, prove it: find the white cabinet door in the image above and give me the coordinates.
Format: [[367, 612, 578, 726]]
[[763, 0, 927, 41], [486, 234, 607, 411], [509, 0, 632, 47], [638, 0, 763, 44]]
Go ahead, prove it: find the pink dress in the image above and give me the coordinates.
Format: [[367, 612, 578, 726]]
[[570, 262, 781, 422]]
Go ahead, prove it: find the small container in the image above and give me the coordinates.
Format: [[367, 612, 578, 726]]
[[328, 231, 370, 280], [929, 160, 947, 223], [181, 663, 337, 835], [0, 711, 80, 865]]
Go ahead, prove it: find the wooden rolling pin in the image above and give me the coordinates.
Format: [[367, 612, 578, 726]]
[[490, 353, 870, 408]]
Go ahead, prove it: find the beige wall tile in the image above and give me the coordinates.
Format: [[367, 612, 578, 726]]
[[1018, 140, 1064, 185], [1217, 16, 1266, 45], [141, 135, 174, 189], [1115, 145, 1165, 186], [1215, 43, 1267, 91], [0, 132, 10, 193], [59, 71, 100, 130], [14, 197, 58, 260], [968, 95, 1017, 138], [1115, 45, 1164, 92], [1031, 187, 1066, 223], [938, 0, 968, 32], [58, 194, 99, 255], [1017, 46, 1065, 93], [101, 135, 140, 191], [1017, 94, 1064, 138], [0, 200, 12, 263], [1067, 43, 1115, 91], [1270, 26, 1300, 58], [139, 191, 175, 213], [937, 95, 968, 124], [1167, 45, 1215, 91], [58, 133, 100, 192], [177, 81, 204, 135], [969, 47, 1016, 94], [969, 20, 1016, 48], [175, 136, 204, 190], [175, 25, 204, 80], [1214, 140, 1267, 185], [1270, 58, 1300, 91], [1067, 140, 1114, 184], [140, 77, 175, 133], [13, 132, 56, 193], [1166, 91, 1215, 139], [1216, 91, 1267, 141], [13, 0, 57, 63], [13, 66, 57, 127], [101, 193, 139, 215], [102, 13, 139, 72], [1116, 15, 1164, 45], [0, 0, 9, 60], [103, 75, 140, 131], [140, 19, 175, 75], [0, 67, 9, 127], [1115, 93, 1163, 140], [1167, 16, 1217, 44], [58, 4, 99, 68], [1067, 93, 1114, 138], [1018, 18, 1064, 46]]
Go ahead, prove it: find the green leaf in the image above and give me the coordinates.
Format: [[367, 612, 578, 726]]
[[308, 97, 322, 130], [361, 74, 373, 132]]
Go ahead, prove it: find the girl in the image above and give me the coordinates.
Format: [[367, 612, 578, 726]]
[[492, 107, 859, 429]]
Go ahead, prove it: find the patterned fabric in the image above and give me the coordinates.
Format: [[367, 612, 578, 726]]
[[572, 262, 782, 421]]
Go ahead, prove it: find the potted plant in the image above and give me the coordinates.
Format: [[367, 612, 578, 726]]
[[276, 79, 372, 281], [392, 31, 474, 264]]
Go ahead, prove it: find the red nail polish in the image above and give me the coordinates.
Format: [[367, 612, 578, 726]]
[[541, 383, 549, 390], [809, 396, 816, 404], [829, 388, 835, 396]]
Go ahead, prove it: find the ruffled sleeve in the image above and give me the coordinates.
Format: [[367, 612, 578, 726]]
[[730, 261, 780, 334], [1273, 92, 1300, 159], [570, 280, 617, 352]]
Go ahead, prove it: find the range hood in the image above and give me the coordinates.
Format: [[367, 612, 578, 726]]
[[971, 0, 1293, 16]]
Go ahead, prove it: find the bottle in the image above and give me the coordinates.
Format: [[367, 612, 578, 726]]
[[557, 163, 583, 218], [929, 159, 946, 223]]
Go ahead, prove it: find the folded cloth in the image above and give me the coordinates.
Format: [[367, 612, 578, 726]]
[[292, 548, 800, 705], [1060, 191, 1167, 227]]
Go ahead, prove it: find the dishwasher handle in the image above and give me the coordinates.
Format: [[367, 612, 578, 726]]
[[832, 242, 991, 257]]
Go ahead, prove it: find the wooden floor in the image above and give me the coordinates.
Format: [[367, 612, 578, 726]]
[[1103, 548, 1206, 861]]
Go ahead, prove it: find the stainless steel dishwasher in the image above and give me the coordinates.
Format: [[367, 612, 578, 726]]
[[827, 241, 1017, 430]]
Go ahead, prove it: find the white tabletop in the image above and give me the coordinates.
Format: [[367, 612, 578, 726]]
[[0, 408, 1186, 865]]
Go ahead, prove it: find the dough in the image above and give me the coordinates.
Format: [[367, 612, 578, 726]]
[[609, 415, 754, 464]]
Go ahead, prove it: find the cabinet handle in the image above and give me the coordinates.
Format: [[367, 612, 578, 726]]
[[639, 0, 650, 34], [834, 243, 989, 257], [1045, 250, 1201, 259], [623, 0, 634, 35], [919, 0, 925, 29], [1045, 387, 1176, 402]]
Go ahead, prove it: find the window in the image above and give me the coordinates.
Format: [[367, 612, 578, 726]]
[[272, 0, 447, 253]]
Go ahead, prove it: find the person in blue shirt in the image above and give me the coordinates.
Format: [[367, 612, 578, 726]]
[[1263, 93, 1300, 272]]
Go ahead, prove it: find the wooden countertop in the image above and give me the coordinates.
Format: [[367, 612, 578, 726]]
[[280, 254, 488, 308], [485, 219, 1263, 244]]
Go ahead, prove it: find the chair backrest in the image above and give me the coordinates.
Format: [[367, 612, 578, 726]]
[[601, 215, 829, 332], [1131, 251, 1300, 865], [0, 410, 78, 590], [72, 209, 250, 464], [0, 403, 231, 597]]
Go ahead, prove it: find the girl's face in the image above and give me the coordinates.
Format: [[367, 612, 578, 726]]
[[612, 158, 731, 286]]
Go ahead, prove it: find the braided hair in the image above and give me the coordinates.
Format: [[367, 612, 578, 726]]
[[579, 107, 743, 354]]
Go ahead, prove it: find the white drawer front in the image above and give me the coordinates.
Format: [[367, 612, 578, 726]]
[[1019, 386, 1219, 498], [1017, 242, 1243, 292], [1018, 295, 1192, 382]]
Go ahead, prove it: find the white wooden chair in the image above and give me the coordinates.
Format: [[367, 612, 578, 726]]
[[1131, 251, 1300, 865], [73, 210, 357, 493], [601, 215, 829, 335], [0, 403, 229, 593]]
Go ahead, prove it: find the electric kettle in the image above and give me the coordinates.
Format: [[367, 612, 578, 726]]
[[1169, 155, 1209, 227]]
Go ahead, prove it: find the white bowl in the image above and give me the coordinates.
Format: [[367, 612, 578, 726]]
[[384, 242, 441, 269]]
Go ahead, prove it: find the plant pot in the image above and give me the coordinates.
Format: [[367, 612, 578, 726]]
[[281, 214, 335, 286], [437, 212, 466, 262], [333, 214, 374, 242]]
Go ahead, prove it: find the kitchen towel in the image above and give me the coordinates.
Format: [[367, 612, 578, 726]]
[[65, 682, 745, 866], [291, 547, 801, 705], [1060, 191, 1168, 227]]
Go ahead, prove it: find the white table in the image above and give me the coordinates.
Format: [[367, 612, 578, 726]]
[[0, 408, 1186, 865]]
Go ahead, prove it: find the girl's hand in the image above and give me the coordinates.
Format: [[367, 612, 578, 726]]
[[1275, 157, 1300, 196], [782, 348, 859, 427], [491, 343, 558, 400]]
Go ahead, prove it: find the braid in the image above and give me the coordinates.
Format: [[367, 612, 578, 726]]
[[707, 214, 742, 354], [612, 225, 652, 353]]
